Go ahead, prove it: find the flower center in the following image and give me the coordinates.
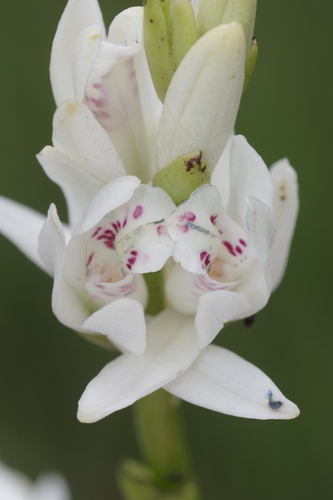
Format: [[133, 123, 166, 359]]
[[208, 257, 235, 283], [86, 263, 124, 284]]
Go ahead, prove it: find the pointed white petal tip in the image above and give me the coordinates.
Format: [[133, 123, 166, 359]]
[[164, 345, 300, 420]]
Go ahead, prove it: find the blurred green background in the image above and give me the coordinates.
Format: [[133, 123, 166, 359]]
[[0, 0, 332, 498]]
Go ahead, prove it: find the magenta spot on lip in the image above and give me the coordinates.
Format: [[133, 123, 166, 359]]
[[95, 284, 105, 289], [86, 252, 94, 267], [204, 255, 211, 267], [93, 82, 103, 89], [126, 264, 132, 270], [133, 205, 143, 219], [223, 241, 237, 256], [210, 215, 217, 225], [239, 239, 247, 247], [178, 225, 189, 233], [123, 217, 128, 228], [131, 250, 138, 256], [112, 222, 119, 232], [184, 211, 196, 221], [128, 257, 136, 265], [92, 227, 102, 238], [235, 245, 242, 254], [200, 251, 207, 261], [177, 211, 196, 222]]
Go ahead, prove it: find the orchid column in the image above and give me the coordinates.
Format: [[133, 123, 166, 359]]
[[0, 0, 300, 498]]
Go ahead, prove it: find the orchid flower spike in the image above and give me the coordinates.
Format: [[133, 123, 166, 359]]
[[0, 0, 300, 424]]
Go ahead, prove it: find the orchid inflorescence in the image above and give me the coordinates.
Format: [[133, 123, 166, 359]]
[[0, 0, 299, 425]]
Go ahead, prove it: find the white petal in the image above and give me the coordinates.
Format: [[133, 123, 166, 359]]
[[165, 344, 300, 420], [156, 23, 245, 173], [0, 196, 47, 272], [80, 298, 146, 355], [50, 0, 106, 105], [73, 25, 102, 102], [84, 42, 156, 183], [77, 309, 200, 422], [113, 185, 175, 273], [211, 136, 232, 208], [38, 204, 66, 276], [195, 290, 252, 348], [269, 159, 299, 291], [107, 7, 143, 45], [39, 206, 91, 330], [37, 146, 103, 231], [246, 195, 276, 293], [77, 176, 141, 234], [52, 100, 126, 184], [226, 135, 275, 228], [108, 7, 163, 165], [33, 473, 71, 500]]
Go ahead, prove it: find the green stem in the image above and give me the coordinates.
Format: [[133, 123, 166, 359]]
[[133, 390, 195, 491]]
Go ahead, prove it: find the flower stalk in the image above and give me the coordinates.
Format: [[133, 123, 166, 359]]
[[118, 390, 201, 499]]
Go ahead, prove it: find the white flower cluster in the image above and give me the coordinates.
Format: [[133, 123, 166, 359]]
[[0, 0, 299, 423]]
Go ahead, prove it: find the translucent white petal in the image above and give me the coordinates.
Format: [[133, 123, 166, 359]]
[[77, 176, 141, 234], [50, 0, 106, 105], [156, 23, 245, 172], [246, 195, 276, 293], [0, 196, 47, 272], [195, 290, 252, 348], [37, 146, 103, 231], [39, 206, 91, 330], [165, 344, 300, 420], [52, 100, 126, 184], [80, 298, 146, 355], [269, 159, 299, 291], [73, 25, 102, 102], [227, 135, 274, 228], [77, 309, 200, 422], [211, 136, 232, 208], [33, 473, 71, 500]]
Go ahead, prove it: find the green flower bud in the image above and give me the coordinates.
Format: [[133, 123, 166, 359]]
[[144, 0, 197, 102], [196, 0, 257, 58], [153, 151, 211, 206], [243, 36, 258, 92]]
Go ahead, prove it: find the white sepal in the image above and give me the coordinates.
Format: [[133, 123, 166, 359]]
[[0, 196, 47, 272], [50, 0, 106, 105], [269, 159, 299, 291], [77, 309, 200, 422], [165, 344, 300, 420]]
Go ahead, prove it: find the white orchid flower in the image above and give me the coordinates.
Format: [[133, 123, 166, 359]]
[[37, 177, 175, 355], [0, 461, 71, 500], [76, 134, 299, 424], [0, 0, 300, 425], [165, 135, 299, 348]]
